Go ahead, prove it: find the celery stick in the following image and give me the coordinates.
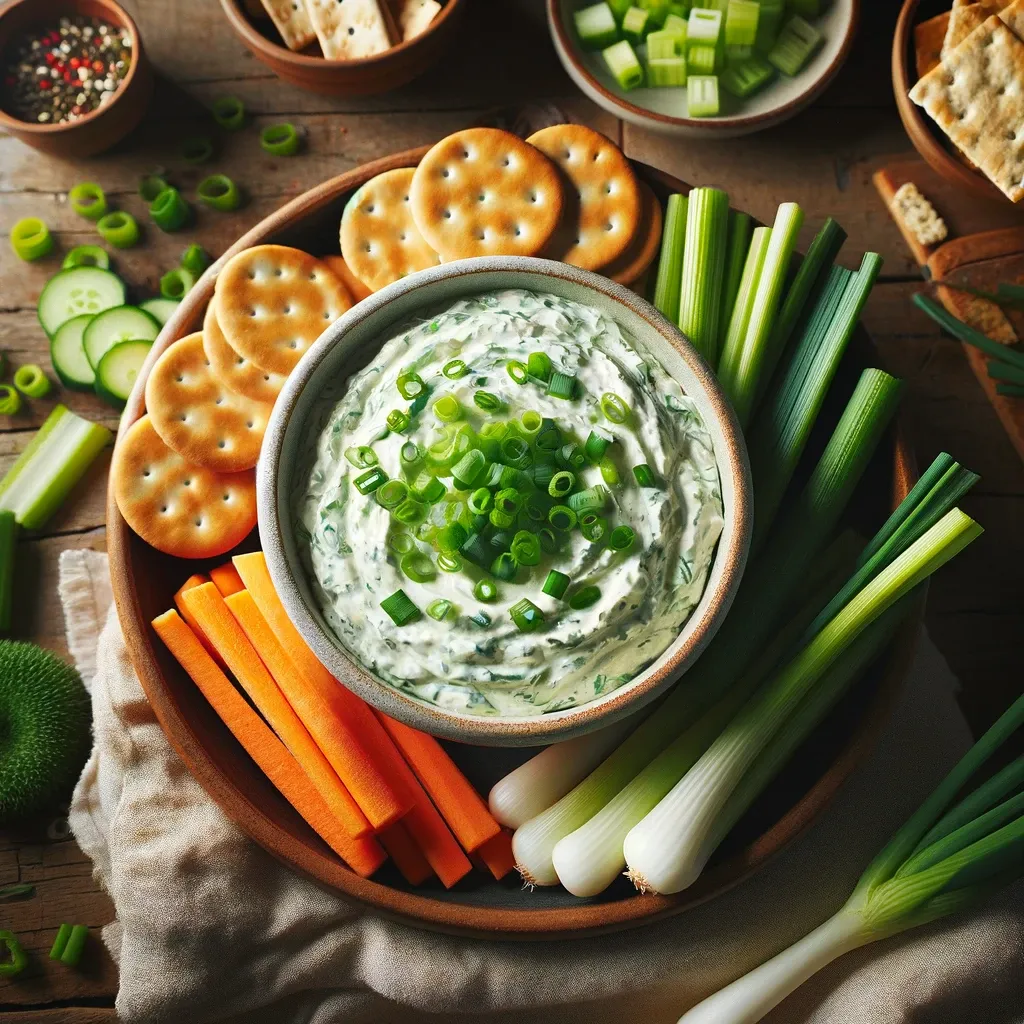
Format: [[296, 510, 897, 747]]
[[768, 15, 823, 76], [719, 225, 772, 376], [687, 75, 721, 116], [754, 0, 785, 52], [724, 0, 759, 47], [0, 510, 15, 633], [603, 39, 645, 89], [621, 5, 649, 43], [647, 56, 688, 86], [653, 194, 688, 323], [687, 44, 717, 74], [574, 3, 621, 49], [718, 211, 753, 353], [0, 406, 113, 530], [720, 55, 775, 97], [716, 201, 804, 427], [647, 27, 684, 59], [663, 11, 689, 36], [677, 187, 730, 362], [639, 0, 671, 27], [687, 7, 723, 46]]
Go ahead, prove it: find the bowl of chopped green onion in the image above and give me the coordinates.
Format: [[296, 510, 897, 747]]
[[259, 256, 752, 746], [547, 0, 858, 137]]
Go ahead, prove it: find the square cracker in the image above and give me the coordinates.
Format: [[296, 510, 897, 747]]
[[916, 12, 950, 77], [942, 2, 995, 57], [910, 17, 1024, 203], [305, 0, 396, 58], [260, 0, 316, 51], [1000, 0, 1024, 38], [391, 0, 441, 40]]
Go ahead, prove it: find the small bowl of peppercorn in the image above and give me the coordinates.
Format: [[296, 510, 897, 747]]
[[0, 0, 152, 158]]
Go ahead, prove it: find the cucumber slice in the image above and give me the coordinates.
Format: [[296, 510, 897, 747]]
[[37, 266, 126, 337], [95, 339, 153, 409], [83, 305, 160, 370], [139, 297, 180, 326], [50, 314, 96, 391]]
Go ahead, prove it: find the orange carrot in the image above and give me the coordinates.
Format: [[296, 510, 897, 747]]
[[231, 551, 408, 829], [378, 714, 500, 852], [225, 588, 406, 833], [173, 574, 226, 669], [152, 610, 385, 878], [209, 561, 245, 597], [476, 829, 516, 881], [180, 583, 371, 839], [378, 821, 433, 886]]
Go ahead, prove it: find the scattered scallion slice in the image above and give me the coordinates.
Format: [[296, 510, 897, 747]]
[[345, 445, 378, 468], [547, 371, 577, 399], [567, 486, 607, 513], [510, 530, 541, 566], [197, 175, 243, 212], [375, 479, 408, 510], [381, 589, 420, 625], [11, 218, 53, 262], [527, 352, 552, 383], [394, 498, 427, 525], [599, 455, 620, 486], [13, 365, 50, 399], [400, 551, 436, 583], [549, 505, 577, 531], [211, 95, 245, 130], [437, 552, 462, 573], [160, 267, 197, 301], [261, 122, 301, 156], [609, 525, 636, 551], [62, 244, 110, 271], [568, 585, 601, 610], [69, 182, 108, 221], [97, 211, 140, 248], [510, 598, 545, 632], [600, 392, 630, 423], [354, 467, 387, 494], [0, 387, 20, 416], [387, 409, 411, 433], [388, 532, 415, 554], [427, 599, 453, 622], [581, 515, 607, 542], [181, 244, 211, 275], [543, 570, 571, 599], [491, 551, 519, 580], [720, 54, 775, 97], [451, 449, 486, 489], [433, 395, 462, 422], [474, 579, 498, 602], [474, 390, 502, 412], [506, 359, 528, 384], [549, 470, 575, 498], [181, 136, 214, 163], [647, 56, 688, 87], [442, 359, 468, 379], [584, 430, 611, 462], [687, 44, 717, 74]]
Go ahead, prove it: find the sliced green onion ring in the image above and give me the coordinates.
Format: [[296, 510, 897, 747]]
[[387, 409, 411, 434], [375, 479, 408, 510], [548, 505, 577, 531], [510, 530, 541, 566], [599, 455, 620, 486], [567, 486, 607, 513], [354, 467, 388, 494], [160, 267, 197, 301], [181, 244, 211, 274], [474, 579, 499, 602], [394, 498, 427, 525], [96, 211, 140, 249], [510, 598, 545, 632], [399, 441, 423, 470], [442, 359, 468, 379], [400, 551, 436, 583], [601, 392, 631, 423], [506, 359, 528, 385], [62, 245, 109, 271], [0, 385, 22, 416], [474, 390, 502, 412], [13, 365, 51, 399], [539, 526, 559, 553], [261, 122, 301, 156], [581, 516, 607, 543], [501, 435, 532, 469], [433, 395, 462, 422], [211, 95, 245, 131], [520, 410, 543, 437], [547, 371, 577, 400], [543, 570, 570, 599], [139, 174, 170, 201], [68, 182, 107, 221], [427, 599, 454, 622], [527, 351, 552, 382], [437, 552, 463, 573], [381, 589, 420, 625], [584, 430, 611, 462], [150, 187, 190, 231], [345, 445, 378, 468], [632, 463, 657, 487], [197, 175, 242, 212], [388, 532, 415, 554], [468, 487, 492, 514], [549, 470, 575, 498], [491, 551, 518, 581], [10, 218, 53, 261], [609, 525, 636, 551], [536, 419, 562, 451], [397, 371, 425, 399]]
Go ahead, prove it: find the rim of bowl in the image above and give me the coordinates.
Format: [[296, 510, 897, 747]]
[[891, 0, 1008, 204], [545, 0, 861, 131], [219, 0, 464, 69], [258, 255, 752, 746], [0, 0, 144, 136]]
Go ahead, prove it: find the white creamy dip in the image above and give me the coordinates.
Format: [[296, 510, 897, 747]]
[[295, 289, 723, 717]]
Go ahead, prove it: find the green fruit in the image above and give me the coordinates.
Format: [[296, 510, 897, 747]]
[[0, 641, 91, 824]]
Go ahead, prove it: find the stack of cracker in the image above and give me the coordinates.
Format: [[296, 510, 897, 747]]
[[253, 0, 442, 58], [909, 0, 1024, 202]]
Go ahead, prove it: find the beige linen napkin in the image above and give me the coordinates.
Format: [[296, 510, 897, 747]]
[[59, 549, 1024, 1024]]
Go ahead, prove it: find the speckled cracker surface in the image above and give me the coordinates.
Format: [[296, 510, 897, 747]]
[[943, 3, 992, 56], [410, 128, 564, 261], [891, 182, 948, 246], [321, 254, 373, 301], [203, 299, 287, 406], [306, 0, 395, 58], [216, 245, 352, 376], [1000, 0, 1024, 38], [260, 0, 316, 50], [528, 124, 642, 271], [910, 17, 1024, 203], [113, 415, 257, 559], [340, 168, 439, 291], [600, 181, 663, 284], [393, 0, 440, 39]]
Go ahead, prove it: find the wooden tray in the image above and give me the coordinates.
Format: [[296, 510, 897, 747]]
[[108, 147, 920, 939]]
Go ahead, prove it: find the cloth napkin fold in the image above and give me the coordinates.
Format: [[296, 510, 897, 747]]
[[60, 549, 1024, 1024]]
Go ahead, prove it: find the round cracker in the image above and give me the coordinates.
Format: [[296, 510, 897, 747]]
[[202, 298, 287, 406], [339, 169, 439, 292], [527, 124, 642, 271], [146, 333, 271, 472], [216, 245, 352, 376], [409, 127, 564, 261], [321, 254, 373, 302], [112, 415, 257, 559], [600, 182, 663, 285]]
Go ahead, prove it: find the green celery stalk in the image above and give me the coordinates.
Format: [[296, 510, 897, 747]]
[[686, 74, 721, 117], [677, 187, 730, 364], [754, 0, 785, 52], [574, 3, 621, 49], [603, 39, 645, 89], [718, 226, 771, 376], [0, 406, 113, 530], [0, 510, 15, 633], [608, 0, 632, 21], [718, 211, 753, 357], [653, 194, 688, 323], [647, 56, 688, 86]]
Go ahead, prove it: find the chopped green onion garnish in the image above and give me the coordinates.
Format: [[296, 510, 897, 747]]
[[375, 479, 408, 510], [442, 359, 468, 379], [520, 410, 543, 438], [609, 525, 636, 551], [494, 487, 523, 515], [400, 551, 436, 583], [568, 585, 602, 610], [381, 589, 420, 625], [197, 175, 242, 212], [599, 455, 620, 486], [499, 464, 532, 490], [427, 599, 454, 622], [720, 54, 776, 97], [501, 435, 532, 469], [397, 371, 425, 399], [543, 570, 571, 599], [62, 244, 109, 271], [527, 352, 553, 382], [181, 244, 211, 275], [547, 371, 577, 400], [394, 498, 427, 524], [451, 449, 486, 489], [13, 365, 51, 399], [387, 409, 411, 434], [69, 182, 107, 221], [400, 441, 423, 470], [436, 522, 468, 553], [460, 531, 491, 567], [632, 463, 657, 487], [354, 466, 387, 495], [533, 461, 556, 489], [580, 515, 608, 542], [536, 418, 562, 451], [489, 528, 513, 551], [601, 392, 631, 424], [410, 472, 446, 503], [506, 360, 528, 384], [468, 487, 493, 514], [437, 552, 463, 573], [471, 611, 492, 627], [524, 497, 547, 523], [181, 136, 214, 163], [567, 486, 607, 513], [388, 532, 415, 554], [549, 505, 578, 531], [150, 187, 191, 232], [549, 470, 576, 498], [491, 552, 519, 581], [160, 267, 197, 301], [539, 526, 560, 553], [260, 122, 301, 156], [555, 442, 585, 471], [510, 598, 545, 632], [416, 521, 438, 545], [474, 579, 499, 602], [584, 430, 611, 462], [97, 211, 140, 248], [490, 509, 515, 529], [510, 530, 542, 566], [211, 95, 245, 130], [0, 386, 20, 417], [433, 395, 462, 422], [474, 390, 503, 412]]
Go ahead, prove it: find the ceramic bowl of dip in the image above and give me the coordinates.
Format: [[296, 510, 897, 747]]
[[258, 256, 752, 747]]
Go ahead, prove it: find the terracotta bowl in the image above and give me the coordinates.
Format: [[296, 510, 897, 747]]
[[108, 147, 920, 937], [219, 0, 466, 96], [0, 0, 152, 158], [547, 0, 860, 138], [893, 0, 1008, 204], [259, 257, 752, 747]]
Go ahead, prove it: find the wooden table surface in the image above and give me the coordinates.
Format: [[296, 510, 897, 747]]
[[2, 0, 1022, 1019]]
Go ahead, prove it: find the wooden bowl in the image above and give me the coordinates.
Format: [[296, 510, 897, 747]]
[[108, 147, 920, 938], [0, 0, 153, 158], [893, 0, 1008, 204], [547, 0, 860, 138], [218, 0, 466, 96]]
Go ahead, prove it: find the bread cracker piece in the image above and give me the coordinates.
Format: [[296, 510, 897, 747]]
[[216, 245, 353, 376], [260, 0, 316, 51], [891, 182, 948, 247], [527, 124, 642, 271], [409, 128, 565, 261], [305, 0, 396, 59], [910, 17, 1024, 204], [340, 168, 439, 292], [113, 415, 257, 559], [202, 299, 287, 406], [916, 12, 951, 77], [1000, 0, 1024, 38], [322, 254, 373, 301], [392, 0, 441, 39], [599, 181, 663, 284], [146, 333, 272, 473]]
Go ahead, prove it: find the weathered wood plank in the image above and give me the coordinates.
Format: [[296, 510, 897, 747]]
[[0, 1011, 116, 1023]]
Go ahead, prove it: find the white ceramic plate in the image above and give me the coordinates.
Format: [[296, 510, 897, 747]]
[[547, 0, 859, 138]]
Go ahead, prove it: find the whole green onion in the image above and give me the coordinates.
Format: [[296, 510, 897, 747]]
[[442, 359, 468, 379], [381, 589, 420, 625], [549, 505, 577, 531], [400, 551, 436, 583], [397, 371, 425, 399], [197, 175, 242, 212], [261, 123, 300, 156], [528, 352, 552, 382], [549, 471, 575, 498], [354, 467, 387, 494], [475, 579, 499, 602], [569, 585, 601, 609], [69, 182, 107, 221], [375, 479, 408, 510], [211, 95, 245, 130], [97, 211, 140, 248], [150, 187, 190, 231], [510, 530, 541, 566], [510, 598, 545, 632], [491, 552, 519, 581], [543, 570, 571, 599], [345, 445, 377, 468]]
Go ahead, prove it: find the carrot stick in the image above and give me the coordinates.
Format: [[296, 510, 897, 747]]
[[152, 610, 385, 877], [231, 551, 408, 829], [378, 714, 500, 852], [476, 829, 516, 881], [180, 583, 371, 839], [209, 562, 245, 597], [173, 574, 226, 669], [225, 588, 405, 833], [378, 821, 433, 886]]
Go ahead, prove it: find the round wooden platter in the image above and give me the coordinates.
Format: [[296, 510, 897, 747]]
[[108, 145, 921, 940]]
